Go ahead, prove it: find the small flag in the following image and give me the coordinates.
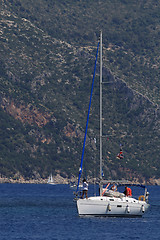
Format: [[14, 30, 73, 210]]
[[117, 145, 124, 159]]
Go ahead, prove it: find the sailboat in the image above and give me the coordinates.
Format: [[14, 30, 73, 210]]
[[76, 31, 150, 217], [47, 173, 55, 185]]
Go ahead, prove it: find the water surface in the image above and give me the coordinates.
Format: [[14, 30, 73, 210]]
[[0, 184, 159, 240]]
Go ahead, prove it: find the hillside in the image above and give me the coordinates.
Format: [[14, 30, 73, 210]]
[[0, 0, 160, 183]]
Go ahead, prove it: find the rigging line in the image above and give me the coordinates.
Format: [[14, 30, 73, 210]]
[[76, 41, 100, 193]]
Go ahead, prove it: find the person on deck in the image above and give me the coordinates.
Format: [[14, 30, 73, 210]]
[[81, 178, 88, 199], [124, 186, 132, 197], [110, 183, 117, 191]]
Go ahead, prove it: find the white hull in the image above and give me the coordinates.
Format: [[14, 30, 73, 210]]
[[77, 196, 149, 217]]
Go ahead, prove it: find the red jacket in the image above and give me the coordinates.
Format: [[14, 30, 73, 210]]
[[127, 187, 132, 196]]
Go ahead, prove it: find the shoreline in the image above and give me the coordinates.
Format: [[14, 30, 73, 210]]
[[0, 176, 69, 185], [0, 174, 160, 185]]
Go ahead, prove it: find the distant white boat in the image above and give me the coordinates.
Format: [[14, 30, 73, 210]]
[[70, 182, 83, 190], [47, 173, 56, 185]]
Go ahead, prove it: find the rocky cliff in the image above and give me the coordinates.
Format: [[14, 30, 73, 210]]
[[0, 0, 160, 183]]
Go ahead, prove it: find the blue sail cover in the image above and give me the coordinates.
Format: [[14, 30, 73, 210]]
[[76, 41, 100, 192]]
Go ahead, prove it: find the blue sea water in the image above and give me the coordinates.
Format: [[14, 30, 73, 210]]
[[0, 184, 159, 240]]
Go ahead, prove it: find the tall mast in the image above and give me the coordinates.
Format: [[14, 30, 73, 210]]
[[100, 31, 103, 183]]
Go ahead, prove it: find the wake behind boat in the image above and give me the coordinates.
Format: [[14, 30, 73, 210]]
[[76, 31, 150, 217]]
